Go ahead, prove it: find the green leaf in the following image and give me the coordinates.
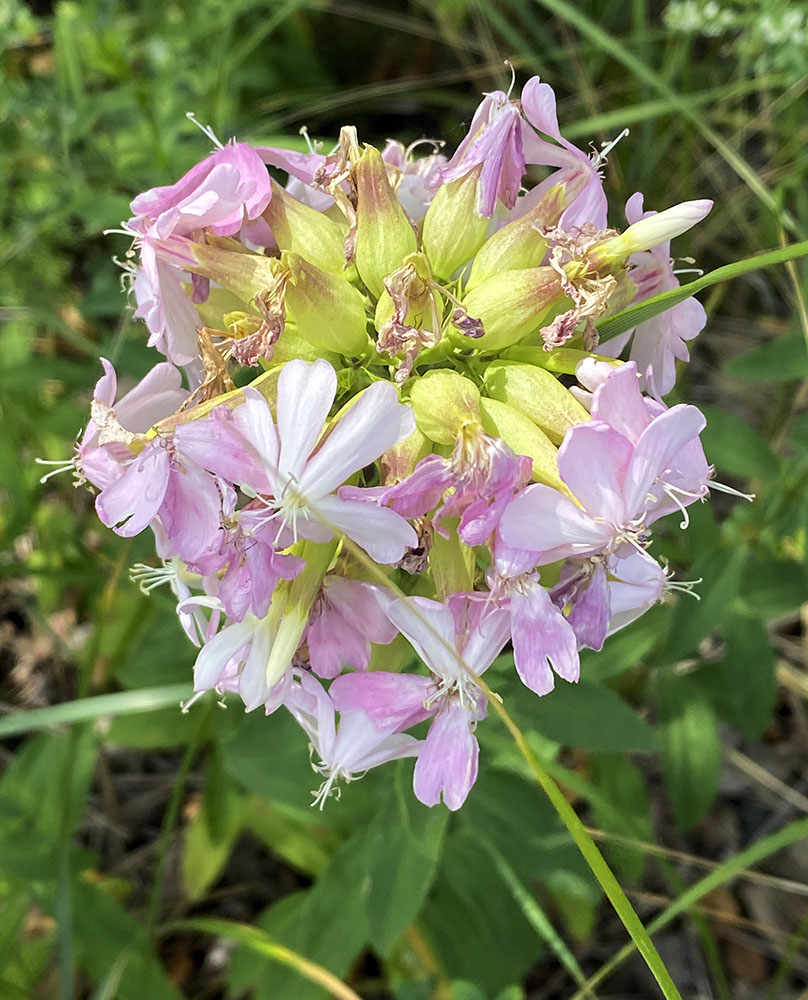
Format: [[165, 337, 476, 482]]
[[228, 826, 371, 1000], [699, 404, 779, 482], [724, 331, 808, 383], [739, 554, 808, 618], [699, 613, 777, 740], [181, 796, 244, 902], [590, 755, 652, 883], [364, 764, 448, 956], [73, 880, 184, 1000], [528, 679, 657, 752], [421, 830, 541, 994], [658, 546, 748, 664], [658, 676, 722, 831]]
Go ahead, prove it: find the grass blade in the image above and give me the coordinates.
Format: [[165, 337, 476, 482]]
[[569, 816, 808, 998], [479, 833, 597, 997], [504, 0, 804, 237], [598, 238, 808, 343], [0, 685, 191, 739], [161, 918, 363, 1000]]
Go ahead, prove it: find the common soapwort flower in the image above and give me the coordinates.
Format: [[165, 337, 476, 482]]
[[64, 73, 733, 812]]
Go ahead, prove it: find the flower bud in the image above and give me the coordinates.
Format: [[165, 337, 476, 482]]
[[409, 369, 481, 445], [466, 181, 580, 290], [479, 398, 566, 493], [483, 361, 589, 445], [263, 179, 347, 273], [421, 166, 489, 281], [354, 145, 417, 298], [281, 250, 371, 356], [589, 199, 713, 270], [449, 268, 564, 352]]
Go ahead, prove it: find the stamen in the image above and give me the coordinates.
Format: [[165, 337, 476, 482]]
[[298, 126, 317, 155], [35, 457, 76, 484], [593, 128, 629, 168], [180, 690, 207, 713], [130, 560, 179, 594], [662, 485, 691, 529], [185, 111, 224, 150], [709, 480, 756, 502], [504, 60, 517, 100]]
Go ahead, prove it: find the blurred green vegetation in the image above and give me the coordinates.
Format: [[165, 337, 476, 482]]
[[1, 1, 808, 998]]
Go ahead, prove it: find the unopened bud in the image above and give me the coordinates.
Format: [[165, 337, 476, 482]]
[[590, 199, 713, 269], [354, 145, 417, 298], [430, 518, 475, 601], [449, 268, 564, 352], [409, 369, 482, 445], [263, 179, 347, 273], [421, 166, 489, 280], [483, 361, 589, 445]]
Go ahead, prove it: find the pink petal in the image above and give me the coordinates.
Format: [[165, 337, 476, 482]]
[[313, 495, 418, 564], [558, 422, 634, 525], [510, 584, 579, 696], [500, 484, 613, 563], [330, 671, 433, 730], [276, 359, 337, 484], [95, 446, 170, 537], [414, 704, 479, 811], [301, 381, 416, 498]]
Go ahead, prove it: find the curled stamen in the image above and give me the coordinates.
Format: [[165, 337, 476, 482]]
[[662, 485, 691, 529], [130, 560, 180, 594], [504, 59, 517, 100], [35, 457, 76, 484]]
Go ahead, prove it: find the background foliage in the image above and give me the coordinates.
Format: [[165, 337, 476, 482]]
[[1, 0, 808, 997]]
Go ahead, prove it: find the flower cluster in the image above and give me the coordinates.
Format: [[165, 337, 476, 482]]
[[69, 77, 725, 810]]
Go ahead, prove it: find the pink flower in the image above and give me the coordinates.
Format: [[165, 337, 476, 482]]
[[286, 672, 422, 808], [382, 430, 532, 545], [514, 77, 608, 231], [77, 358, 188, 489], [233, 359, 418, 564], [499, 397, 707, 564], [306, 576, 397, 678], [130, 141, 273, 239], [332, 595, 511, 810], [486, 540, 580, 696]]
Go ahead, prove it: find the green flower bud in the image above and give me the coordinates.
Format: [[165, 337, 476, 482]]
[[263, 179, 346, 273], [449, 268, 564, 352], [466, 182, 574, 291], [479, 397, 566, 493], [409, 369, 482, 445], [483, 361, 589, 445], [354, 145, 417, 298], [421, 166, 489, 281], [281, 250, 371, 356]]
